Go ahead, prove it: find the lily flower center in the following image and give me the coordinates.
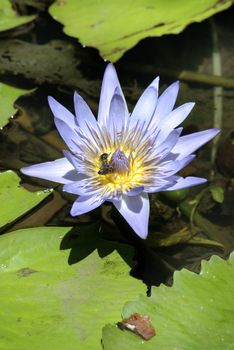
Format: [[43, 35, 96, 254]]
[[97, 148, 143, 194], [110, 149, 130, 174]]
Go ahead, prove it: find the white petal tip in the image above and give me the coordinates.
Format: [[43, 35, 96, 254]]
[[212, 128, 221, 136], [74, 91, 82, 100], [47, 96, 59, 111], [20, 166, 30, 175], [136, 230, 148, 239], [47, 96, 54, 104], [169, 80, 179, 90], [105, 63, 116, 74], [166, 176, 208, 191], [204, 128, 221, 142], [20, 166, 40, 178], [107, 62, 114, 68], [70, 209, 78, 217], [151, 76, 160, 88]]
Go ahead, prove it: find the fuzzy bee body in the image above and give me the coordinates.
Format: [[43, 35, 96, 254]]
[[98, 153, 114, 175]]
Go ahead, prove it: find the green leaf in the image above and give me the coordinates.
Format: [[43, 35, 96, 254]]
[[0, 226, 145, 349], [0, 171, 52, 229], [102, 253, 234, 349], [210, 185, 225, 204], [0, 82, 32, 128], [49, 0, 232, 62], [0, 0, 34, 32]]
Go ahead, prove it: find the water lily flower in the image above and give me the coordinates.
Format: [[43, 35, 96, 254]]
[[21, 64, 219, 239]]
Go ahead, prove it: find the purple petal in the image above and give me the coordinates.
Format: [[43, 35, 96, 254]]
[[48, 96, 78, 151], [152, 81, 179, 127], [108, 87, 127, 136], [151, 129, 182, 161], [163, 102, 195, 128], [112, 193, 149, 239], [130, 78, 159, 124], [53, 119, 79, 153], [164, 176, 207, 191], [157, 154, 196, 177], [172, 128, 220, 159], [70, 194, 104, 216], [63, 150, 85, 172], [63, 178, 98, 196], [74, 92, 97, 132], [144, 178, 178, 193], [126, 186, 144, 196], [21, 158, 78, 184], [155, 102, 195, 144], [97, 64, 128, 126], [48, 96, 76, 126]]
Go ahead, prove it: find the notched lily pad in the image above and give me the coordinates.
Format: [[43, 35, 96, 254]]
[[0, 226, 145, 350], [102, 253, 234, 349], [0, 170, 52, 229], [0, 82, 32, 128], [0, 0, 34, 32], [49, 0, 232, 61]]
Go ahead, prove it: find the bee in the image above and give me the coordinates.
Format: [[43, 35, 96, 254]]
[[98, 153, 114, 175]]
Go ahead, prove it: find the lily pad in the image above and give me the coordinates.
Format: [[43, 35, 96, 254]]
[[102, 253, 234, 349], [0, 0, 34, 32], [49, 0, 232, 61], [0, 82, 32, 128], [0, 171, 52, 229], [0, 226, 144, 350]]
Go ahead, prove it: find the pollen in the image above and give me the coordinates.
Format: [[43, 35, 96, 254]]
[[96, 148, 145, 194]]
